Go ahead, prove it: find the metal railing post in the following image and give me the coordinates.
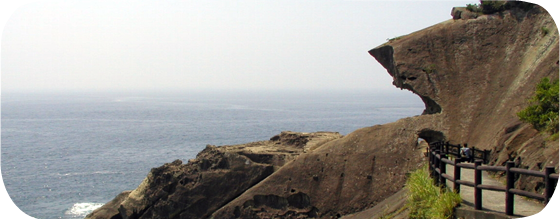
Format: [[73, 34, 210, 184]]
[[453, 159, 461, 193], [472, 146, 476, 163], [426, 145, 434, 177], [430, 148, 436, 181], [474, 160, 482, 210], [439, 151, 447, 187], [545, 166, 556, 204], [434, 149, 441, 186], [505, 161, 515, 215]]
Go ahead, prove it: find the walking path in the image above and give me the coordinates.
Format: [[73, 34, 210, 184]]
[[445, 164, 545, 218]]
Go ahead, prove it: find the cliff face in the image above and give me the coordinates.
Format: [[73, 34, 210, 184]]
[[88, 4, 558, 219], [369, 5, 558, 184], [372, 6, 558, 145]]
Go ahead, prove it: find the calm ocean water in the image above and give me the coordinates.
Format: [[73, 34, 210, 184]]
[[1, 90, 424, 219]]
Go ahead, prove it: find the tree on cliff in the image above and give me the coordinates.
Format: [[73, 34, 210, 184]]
[[517, 77, 559, 139], [480, 0, 507, 14], [466, 0, 535, 14]]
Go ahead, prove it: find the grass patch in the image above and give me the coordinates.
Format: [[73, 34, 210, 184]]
[[405, 165, 462, 219], [422, 64, 437, 74], [386, 36, 402, 42], [541, 26, 550, 36], [549, 132, 559, 140]]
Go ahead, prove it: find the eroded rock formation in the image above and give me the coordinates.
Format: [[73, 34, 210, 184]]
[[369, 4, 559, 192], [86, 131, 342, 219], [88, 3, 558, 219]]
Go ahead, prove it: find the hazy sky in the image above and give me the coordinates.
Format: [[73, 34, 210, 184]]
[[1, 0, 554, 92]]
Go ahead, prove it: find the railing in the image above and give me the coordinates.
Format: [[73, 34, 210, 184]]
[[429, 141, 490, 164], [428, 141, 558, 216]]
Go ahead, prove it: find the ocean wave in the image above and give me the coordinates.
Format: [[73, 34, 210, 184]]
[[65, 203, 104, 217], [57, 171, 121, 177]]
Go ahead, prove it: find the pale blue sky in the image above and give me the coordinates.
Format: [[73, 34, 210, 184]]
[[1, 0, 494, 93]]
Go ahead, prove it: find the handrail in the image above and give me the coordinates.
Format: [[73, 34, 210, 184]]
[[477, 184, 506, 192], [456, 162, 475, 169], [477, 165, 506, 172], [510, 167, 546, 178], [510, 188, 546, 201], [551, 173, 559, 179], [427, 141, 558, 216], [455, 179, 475, 187], [429, 141, 491, 164]]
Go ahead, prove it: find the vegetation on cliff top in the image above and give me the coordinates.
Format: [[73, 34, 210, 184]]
[[466, 0, 535, 14], [517, 77, 559, 139], [405, 166, 461, 219]]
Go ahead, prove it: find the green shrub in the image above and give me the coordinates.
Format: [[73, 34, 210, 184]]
[[467, 1, 535, 15], [422, 64, 437, 74], [541, 26, 550, 36], [387, 36, 402, 42], [481, 0, 506, 14], [466, 3, 482, 13], [517, 77, 559, 138], [405, 165, 462, 219]]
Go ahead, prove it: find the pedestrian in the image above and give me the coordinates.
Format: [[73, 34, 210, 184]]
[[461, 145, 471, 162]]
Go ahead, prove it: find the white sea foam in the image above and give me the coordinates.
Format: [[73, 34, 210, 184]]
[[57, 171, 121, 177], [65, 203, 104, 217]]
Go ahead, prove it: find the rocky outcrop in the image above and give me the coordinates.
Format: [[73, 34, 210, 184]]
[[451, 7, 479, 20], [369, 4, 558, 192], [89, 3, 558, 219], [212, 119, 431, 218], [86, 131, 342, 219]]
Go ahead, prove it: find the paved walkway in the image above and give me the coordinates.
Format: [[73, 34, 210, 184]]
[[445, 164, 545, 218]]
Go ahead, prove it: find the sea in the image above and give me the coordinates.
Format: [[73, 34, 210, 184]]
[[1, 89, 424, 219]]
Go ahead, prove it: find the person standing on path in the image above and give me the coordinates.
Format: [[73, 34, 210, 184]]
[[461, 145, 471, 162]]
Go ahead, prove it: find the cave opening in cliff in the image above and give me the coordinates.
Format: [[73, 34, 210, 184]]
[[417, 129, 446, 144]]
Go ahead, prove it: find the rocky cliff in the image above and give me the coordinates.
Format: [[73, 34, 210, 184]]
[[369, 4, 558, 190], [87, 3, 558, 219], [86, 131, 343, 219]]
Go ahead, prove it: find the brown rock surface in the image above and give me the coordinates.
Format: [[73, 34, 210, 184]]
[[213, 4, 558, 218], [212, 119, 431, 218], [370, 4, 558, 193], [86, 131, 342, 219], [88, 3, 558, 219], [451, 7, 479, 20]]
